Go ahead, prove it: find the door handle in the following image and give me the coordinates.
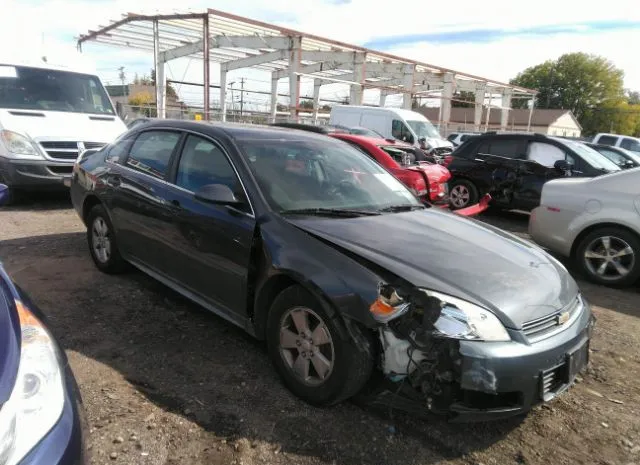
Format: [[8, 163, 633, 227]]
[[474, 158, 485, 162]]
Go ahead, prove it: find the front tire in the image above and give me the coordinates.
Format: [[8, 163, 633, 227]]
[[86, 204, 128, 274], [266, 285, 373, 406], [575, 227, 640, 288], [449, 179, 479, 210]]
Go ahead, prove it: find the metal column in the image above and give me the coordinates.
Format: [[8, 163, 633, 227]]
[[220, 70, 227, 122], [153, 20, 166, 119], [270, 75, 278, 123], [474, 83, 486, 132], [312, 79, 322, 123], [401, 64, 415, 110], [500, 89, 512, 131], [527, 97, 536, 132], [379, 89, 388, 107], [288, 36, 302, 122], [349, 52, 366, 105], [202, 14, 210, 121], [440, 72, 454, 136]]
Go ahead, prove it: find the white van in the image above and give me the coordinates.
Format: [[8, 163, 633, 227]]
[[329, 105, 453, 153], [592, 133, 640, 154], [0, 58, 127, 200]]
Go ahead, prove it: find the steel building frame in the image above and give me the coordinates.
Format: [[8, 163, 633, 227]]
[[77, 8, 537, 130]]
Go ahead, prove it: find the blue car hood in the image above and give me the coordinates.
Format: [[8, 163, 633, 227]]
[[287, 208, 578, 328], [0, 267, 22, 404]]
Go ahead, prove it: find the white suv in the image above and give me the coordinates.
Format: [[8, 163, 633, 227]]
[[592, 133, 640, 153]]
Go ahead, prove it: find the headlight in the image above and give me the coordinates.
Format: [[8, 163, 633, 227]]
[[369, 283, 411, 322], [0, 300, 65, 465], [0, 131, 41, 158], [425, 290, 511, 342]]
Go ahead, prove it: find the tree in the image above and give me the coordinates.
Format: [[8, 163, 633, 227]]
[[133, 69, 178, 99], [128, 91, 156, 117], [510, 53, 625, 134], [626, 90, 640, 105], [452, 91, 475, 108]]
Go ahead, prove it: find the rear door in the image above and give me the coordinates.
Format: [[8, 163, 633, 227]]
[[472, 137, 525, 206], [164, 133, 256, 322], [109, 129, 183, 271], [515, 140, 573, 210]]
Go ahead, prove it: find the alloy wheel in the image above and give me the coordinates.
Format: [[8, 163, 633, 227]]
[[91, 216, 112, 264], [279, 306, 335, 386], [584, 235, 635, 281], [450, 185, 470, 208]]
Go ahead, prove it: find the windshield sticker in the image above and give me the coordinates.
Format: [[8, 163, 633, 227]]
[[0, 66, 18, 78]]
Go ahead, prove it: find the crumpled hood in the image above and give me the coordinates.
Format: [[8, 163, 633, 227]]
[[287, 209, 578, 328], [425, 137, 454, 149], [0, 109, 126, 144], [409, 163, 451, 183]]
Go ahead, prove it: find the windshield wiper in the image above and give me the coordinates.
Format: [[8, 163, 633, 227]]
[[280, 207, 381, 217], [378, 204, 426, 213]]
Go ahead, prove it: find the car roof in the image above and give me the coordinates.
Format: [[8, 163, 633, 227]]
[[135, 119, 336, 143]]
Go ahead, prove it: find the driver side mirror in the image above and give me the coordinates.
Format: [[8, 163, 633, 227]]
[[554, 160, 573, 171], [194, 184, 241, 205], [0, 184, 9, 206]]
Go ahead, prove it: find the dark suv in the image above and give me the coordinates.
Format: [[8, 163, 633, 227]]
[[444, 133, 620, 211]]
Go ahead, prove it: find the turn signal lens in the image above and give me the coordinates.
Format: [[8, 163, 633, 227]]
[[369, 284, 411, 322]]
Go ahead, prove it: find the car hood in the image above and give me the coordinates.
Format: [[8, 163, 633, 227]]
[[287, 209, 578, 328], [0, 109, 127, 144], [425, 138, 454, 149], [0, 268, 21, 403]]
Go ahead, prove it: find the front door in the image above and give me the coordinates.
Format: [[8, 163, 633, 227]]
[[474, 138, 525, 207], [165, 134, 256, 320]]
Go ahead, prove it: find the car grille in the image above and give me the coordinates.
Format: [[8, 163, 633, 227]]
[[522, 296, 582, 340], [39, 141, 105, 161]]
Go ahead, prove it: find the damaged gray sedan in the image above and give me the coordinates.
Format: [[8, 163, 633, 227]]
[[70, 121, 595, 422]]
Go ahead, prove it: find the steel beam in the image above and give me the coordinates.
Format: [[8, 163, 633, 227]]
[[203, 15, 210, 121], [312, 79, 322, 123], [440, 72, 454, 135], [289, 37, 302, 122], [220, 69, 227, 122], [402, 64, 415, 110], [153, 20, 166, 119], [500, 89, 513, 131], [474, 83, 486, 132], [221, 50, 289, 72], [270, 75, 278, 123], [349, 52, 366, 105]]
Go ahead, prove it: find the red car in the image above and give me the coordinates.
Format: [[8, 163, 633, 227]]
[[330, 133, 448, 201], [330, 133, 490, 216]]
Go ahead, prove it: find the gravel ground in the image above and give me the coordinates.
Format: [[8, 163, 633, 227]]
[[1, 193, 640, 465]]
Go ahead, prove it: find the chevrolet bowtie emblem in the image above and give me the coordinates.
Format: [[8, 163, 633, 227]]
[[557, 311, 570, 325]]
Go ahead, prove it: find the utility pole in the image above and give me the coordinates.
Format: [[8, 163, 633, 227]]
[[240, 77, 245, 118]]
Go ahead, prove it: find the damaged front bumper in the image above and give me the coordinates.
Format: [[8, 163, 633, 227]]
[[373, 296, 595, 422]]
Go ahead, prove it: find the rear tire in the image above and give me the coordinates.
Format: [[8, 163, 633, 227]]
[[86, 204, 128, 274], [449, 179, 479, 210], [575, 227, 640, 288], [266, 285, 373, 406]]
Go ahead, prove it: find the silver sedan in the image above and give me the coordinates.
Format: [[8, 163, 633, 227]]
[[529, 169, 640, 288]]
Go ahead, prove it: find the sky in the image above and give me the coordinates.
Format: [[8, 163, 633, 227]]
[[1, 0, 639, 111]]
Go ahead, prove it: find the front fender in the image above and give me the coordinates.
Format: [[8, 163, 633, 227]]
[[252, 215, 387, 338]]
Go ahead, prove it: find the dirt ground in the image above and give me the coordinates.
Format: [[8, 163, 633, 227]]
[[1, 193, 640, 465]]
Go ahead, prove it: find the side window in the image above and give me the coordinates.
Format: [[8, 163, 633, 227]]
[[176, 135, 242, 197], [476, 141, 491, 155], [527, 142, 567, 168], [391, 120, 414, 144], [599, 148, 626, 165], [126, 131, 181, 179], [597, 135, 617, 146], [620, 138, 640, 152], [106, 133, 135, 164], [485, 139, 523, 158]]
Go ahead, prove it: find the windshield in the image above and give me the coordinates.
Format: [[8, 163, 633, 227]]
[[238, 138, 420, 212], [0, 64, 115, 115], [406, 119, 440, 139], [558, 139, 621, 171]]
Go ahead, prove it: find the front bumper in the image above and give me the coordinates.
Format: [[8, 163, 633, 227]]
[[0, 157, 73, 190], [371, 297, 594, 422]]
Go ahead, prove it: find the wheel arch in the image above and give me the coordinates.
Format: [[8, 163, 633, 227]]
[[570, 222, 640, 258], [82, 195, 103, 226]]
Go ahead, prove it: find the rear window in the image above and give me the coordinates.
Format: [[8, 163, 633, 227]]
[[596, 135, 618, 146], [620, 138, 640, 153]]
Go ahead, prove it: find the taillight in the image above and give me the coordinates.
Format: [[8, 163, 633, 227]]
[[443, 155, 453, 167]]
